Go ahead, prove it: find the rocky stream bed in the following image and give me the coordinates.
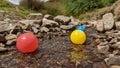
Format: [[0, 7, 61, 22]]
[[0, 11, 120, 68]]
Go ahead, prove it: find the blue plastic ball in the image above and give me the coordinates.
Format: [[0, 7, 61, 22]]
[[76, 26, 86, 32]]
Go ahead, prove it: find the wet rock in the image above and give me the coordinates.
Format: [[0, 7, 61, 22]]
[[97, 42, 109, 54], [97, 42, 108, 46], [105, 56, 120, 66], [112, 42, 120, 49], [40, 27, 49, 32], [5, 34, 17, 40], [44, 14, 53, 20], [27, 13, 43, 20], [0, 43, 5, 47], [42, 18, 59, 27], [115, 22, 120, 29], [109, 38, 118, 44], [103, 13, 114, 31], [93, 62, 107, 68], [0, 47, 7, 52], [60, 25, 75, 30], [110, 65, 120, 68], [94, 39, 102, 45], [89, 34, 106, 39], [6, 39, 16, 46], [54, 15, 71, 25], [113, 50, 119, 55], [109, 54, 115, 58], [96, 20, 104, 32]]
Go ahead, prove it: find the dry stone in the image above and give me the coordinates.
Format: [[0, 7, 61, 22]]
[[60, 25, 75, 30], [0, 43, 5, 47], [115, 22, 120, 29], [44, 14, 53, 20], [69, 16, 79, 25], [19, 20, 41, 29], [54, 15, 71, 25], [96, 20, 104, 32], [0, 47, 7, 52], [42, 18, 59, 27], [110, 65, 120, 68], [32, 27, 39, 34], [0, 21, 15, 33], [6, 39, 16, 46], [40, 27, 49, 32], [5, 34, 17, 40], [27, 13, 43, 20]]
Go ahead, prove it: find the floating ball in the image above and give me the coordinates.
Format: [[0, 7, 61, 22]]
[[70, 30, 86, 44], [16, 33, 38, 53], [76, 26, 86, 32]]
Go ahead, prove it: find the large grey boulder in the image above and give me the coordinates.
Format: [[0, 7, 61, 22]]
[[103, 13, 114, 31]]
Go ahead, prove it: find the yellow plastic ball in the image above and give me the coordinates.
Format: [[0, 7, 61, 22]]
[[70, 30, 86, 44]]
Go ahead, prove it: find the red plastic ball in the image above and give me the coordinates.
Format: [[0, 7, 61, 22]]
[[16, 33, 38, 53]]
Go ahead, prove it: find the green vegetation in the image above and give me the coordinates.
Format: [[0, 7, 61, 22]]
[[43, 0, 66, 16], [0, 0, 35, 18], [0, 0, 116, 19], [20, 0, 44, 10], [64, 0, 115, 15]]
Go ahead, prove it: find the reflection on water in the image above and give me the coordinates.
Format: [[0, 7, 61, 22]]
[[70, 44, 88, 63]]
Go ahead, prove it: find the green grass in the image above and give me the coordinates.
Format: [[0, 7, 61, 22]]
[[0, 0, 35, 18], [0, 0, 116, 20], [63, 0, 116, 16]]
